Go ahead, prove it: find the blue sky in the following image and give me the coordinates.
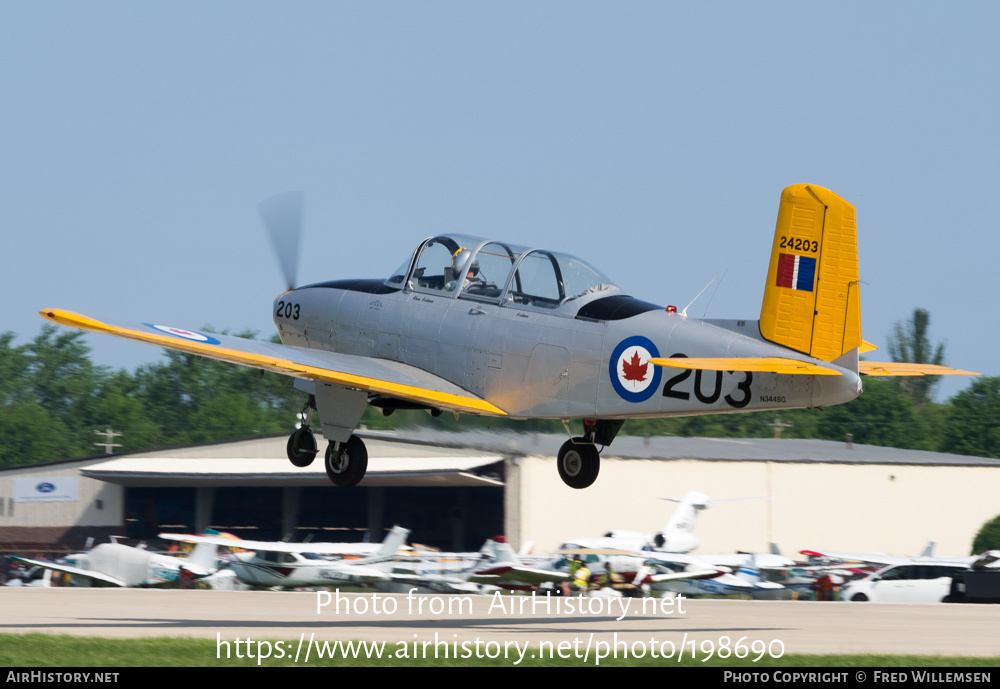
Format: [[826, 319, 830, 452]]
[[2, 2, 997, 401]]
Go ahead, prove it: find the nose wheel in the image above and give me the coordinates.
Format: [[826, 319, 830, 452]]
[[286, 427, 318, 467], [324, 435, 369, 487], [557, 439, 600, 489]]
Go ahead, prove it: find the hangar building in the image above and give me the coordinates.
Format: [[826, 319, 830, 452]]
[[2, 430, 998, 558]]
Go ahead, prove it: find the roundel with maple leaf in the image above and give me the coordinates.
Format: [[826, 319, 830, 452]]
[[609, 335, 662, 403]]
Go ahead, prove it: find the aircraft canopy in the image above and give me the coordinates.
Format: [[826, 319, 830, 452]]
[[386, 234, 619, 309]]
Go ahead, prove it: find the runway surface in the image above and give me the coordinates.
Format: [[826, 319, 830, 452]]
[[2, 588, 999, 657]]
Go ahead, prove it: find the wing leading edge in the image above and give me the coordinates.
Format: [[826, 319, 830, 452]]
[[40, 309, 507, 417]]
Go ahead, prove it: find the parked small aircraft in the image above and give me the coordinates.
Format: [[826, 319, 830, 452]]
[[468, 539, 576, 590], [801, 543, 988, 568], [563, 490, 767, 553], [159, 526, 410, 588], [553, 546, 727, 593], [376, 546, 492, 595], [12, 538, 220, 588], [40, 184, 977, 488], [646, 552, 786, 598]]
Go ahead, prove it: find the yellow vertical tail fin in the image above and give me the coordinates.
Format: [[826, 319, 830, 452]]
[[759, 184, 862, 362]]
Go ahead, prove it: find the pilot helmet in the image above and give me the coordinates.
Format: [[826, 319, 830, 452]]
[[452, 248, 480, 277]]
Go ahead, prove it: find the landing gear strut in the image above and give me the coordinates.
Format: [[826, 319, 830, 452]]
[[324, 435, 368, 487], [557, 439, 600, 489]]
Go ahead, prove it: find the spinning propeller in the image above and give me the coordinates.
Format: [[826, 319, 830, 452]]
[[258, 191, 305, 292]]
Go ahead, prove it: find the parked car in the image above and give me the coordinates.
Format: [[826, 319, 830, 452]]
[[842, 562, 968, 603]]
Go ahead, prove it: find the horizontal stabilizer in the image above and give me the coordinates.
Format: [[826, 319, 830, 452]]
[[859, 362, 980, 377], [648, 356, 841, 376]]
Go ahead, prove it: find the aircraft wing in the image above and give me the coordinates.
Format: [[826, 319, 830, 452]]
[[698, 553, 796, 569], [41, 309, 506, 416], [802, 549, 976, 567], [10, 556, 126, 587], [647, 568, 726, 583], [385, 573, 483, 594], [158, 533, 396, 556], [799, 550, 908, 566], [468, 564, 572, 586], [649, 356, 841, 376], [858, 362, 980, 377], [557, 547, 652, 557]]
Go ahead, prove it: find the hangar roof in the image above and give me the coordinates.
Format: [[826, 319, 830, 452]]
[[396, 429, 1000, 467], [4, 430, 998, 489], [76, 433, 505, 488]]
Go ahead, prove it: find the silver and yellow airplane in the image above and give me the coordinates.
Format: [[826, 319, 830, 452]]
[[40, 184, 976, 489]]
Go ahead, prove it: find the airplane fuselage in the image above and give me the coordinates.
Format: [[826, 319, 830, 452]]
[[275, 279, 861, 421]]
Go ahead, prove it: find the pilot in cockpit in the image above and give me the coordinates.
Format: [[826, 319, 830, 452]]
[[444, 247, 481, 292]]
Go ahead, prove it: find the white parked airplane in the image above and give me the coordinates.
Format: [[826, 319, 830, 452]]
[[467, 539, 575, 590], [372, 541, 497, 595], [645, 552, 786, 598], [159, 526, 410, 588], [12, 538, 220, 588], [560, 490, 774, 555]]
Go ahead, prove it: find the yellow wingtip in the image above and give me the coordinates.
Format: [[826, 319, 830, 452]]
[[40, 308, 112, 333]]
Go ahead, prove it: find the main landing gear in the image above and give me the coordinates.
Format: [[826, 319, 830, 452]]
[[324, 435, 368, 487], [556, 419, 625, 489], [557, 439, 600, 489], [285, 397, 368, 486], [285, 426, 369, 487]]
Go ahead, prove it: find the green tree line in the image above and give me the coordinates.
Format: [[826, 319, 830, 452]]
[[1, 321, 997, 467]]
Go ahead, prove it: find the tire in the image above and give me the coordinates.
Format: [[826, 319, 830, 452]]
[[850, 593, 869, 602], [324, 435, 368, 487], [286, 428, 318, 467], [557, 439, 600, 489]]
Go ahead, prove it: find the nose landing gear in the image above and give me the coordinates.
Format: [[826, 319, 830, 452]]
[[286, 401, 319, 467], [286, 427, 318, 467]]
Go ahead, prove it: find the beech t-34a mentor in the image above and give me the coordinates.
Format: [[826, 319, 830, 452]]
[[41, 184, 977, 489]]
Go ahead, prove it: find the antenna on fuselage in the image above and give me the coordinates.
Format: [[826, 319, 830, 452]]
[[680, 277, 717, 318], [702, 269, 727, 318]]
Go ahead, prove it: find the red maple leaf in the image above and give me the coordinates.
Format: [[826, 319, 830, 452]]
[[621, 351, 648, 384]]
